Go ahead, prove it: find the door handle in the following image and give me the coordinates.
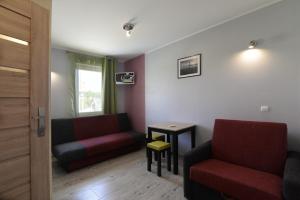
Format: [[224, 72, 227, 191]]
[[37, 107, 46, 137]]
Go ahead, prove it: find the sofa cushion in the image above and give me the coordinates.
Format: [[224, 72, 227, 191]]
[[212, 119, 287, 176], [79, 131, 143, 157], [117, 113, 132, 132], [53, 131, 144, 164], [51, 118, 76, 146], [52, 141, 86, 163], [190, 159, 283, 200], [73, 114, 120, 140]]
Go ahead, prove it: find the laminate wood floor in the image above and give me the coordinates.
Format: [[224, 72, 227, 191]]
[[52, 149, 186, 200]]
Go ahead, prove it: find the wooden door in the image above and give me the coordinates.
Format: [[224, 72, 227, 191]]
[[0, 1, 51, 199]]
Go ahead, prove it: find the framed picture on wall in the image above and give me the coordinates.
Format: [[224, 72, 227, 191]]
[[177, 54, 201, 78], [115, 72, 135, 85]]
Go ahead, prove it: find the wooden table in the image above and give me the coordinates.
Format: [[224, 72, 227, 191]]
[[147, 122, 196, 175]]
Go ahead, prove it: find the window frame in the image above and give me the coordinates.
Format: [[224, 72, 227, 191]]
[[75, 63, 103, 117]]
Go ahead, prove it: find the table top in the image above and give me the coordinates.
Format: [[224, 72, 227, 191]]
[[148, 122, 195, 132]]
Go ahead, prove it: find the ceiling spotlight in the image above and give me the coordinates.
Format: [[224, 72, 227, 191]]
[[248, 40, 257, 49], [123, 23, 134, 37]]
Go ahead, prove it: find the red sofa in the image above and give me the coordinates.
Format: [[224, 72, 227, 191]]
[[51, 113, 145, 171], [184, 119, 300, 200]]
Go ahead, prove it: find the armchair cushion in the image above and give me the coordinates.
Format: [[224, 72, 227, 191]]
[[190, 159, 283, 200], [283, 151, 300, 200], [212, 119, 287, 176]]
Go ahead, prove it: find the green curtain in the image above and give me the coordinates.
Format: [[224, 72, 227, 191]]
[[102, 57, 117, 114], [67, 53, 78, 117], [67, 52, 117, 116]]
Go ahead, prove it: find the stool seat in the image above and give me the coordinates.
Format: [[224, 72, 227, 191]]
[[147, 141, 170, 151], [147, 140, 171, 177], [145, 132, 165, 140]]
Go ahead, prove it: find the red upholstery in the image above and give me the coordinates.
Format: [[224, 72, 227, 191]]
[[73, 115, 120, 140], [212, 119, 287, 176], [79, 132, 135, 156], [190, 159, 283, 200]]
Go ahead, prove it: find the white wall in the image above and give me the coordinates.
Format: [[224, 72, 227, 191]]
[[51, 48, 125, 118], [146, 0, 300, 153], [51, 49, 71, 118]]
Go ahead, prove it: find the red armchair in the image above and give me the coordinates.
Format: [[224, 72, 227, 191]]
[[184, 119, 300, 200]]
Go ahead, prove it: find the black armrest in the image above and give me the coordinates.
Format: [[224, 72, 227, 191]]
[[283, 151, 300, 200], [183, 140, 212, 199]]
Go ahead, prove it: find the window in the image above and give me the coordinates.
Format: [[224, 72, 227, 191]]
[[75, 64, 102, 115]]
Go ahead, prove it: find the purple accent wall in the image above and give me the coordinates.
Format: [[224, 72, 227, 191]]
[[124, 55, 145, 133]]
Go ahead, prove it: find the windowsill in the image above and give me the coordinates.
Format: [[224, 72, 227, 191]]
[[77, 111, 103, 117]]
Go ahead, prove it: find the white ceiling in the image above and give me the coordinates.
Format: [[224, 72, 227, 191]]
[[52, 0, 281, 62]]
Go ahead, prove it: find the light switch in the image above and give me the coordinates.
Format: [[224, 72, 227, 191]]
[[260, 105, 270, 112]]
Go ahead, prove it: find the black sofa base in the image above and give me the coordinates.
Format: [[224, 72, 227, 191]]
[[58, 144, 144, 172], [188, 181, 223, 200]]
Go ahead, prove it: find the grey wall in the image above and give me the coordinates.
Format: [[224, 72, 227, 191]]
[[146, 0, 300, 154], [51, 48, 125, 119], [116, 63, 126, 113]]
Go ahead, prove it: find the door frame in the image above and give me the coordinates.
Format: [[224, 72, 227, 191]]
[[30, 2, 51, 200]]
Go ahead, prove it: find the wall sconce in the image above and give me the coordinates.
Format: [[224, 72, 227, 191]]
[[248, 40, 257, 49], [123, 23, 134, 38], [51, 72, 58, 82]]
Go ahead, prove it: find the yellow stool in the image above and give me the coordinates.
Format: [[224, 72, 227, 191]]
[[146, 132, 166, 159], [147, 141, 171, 177]]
